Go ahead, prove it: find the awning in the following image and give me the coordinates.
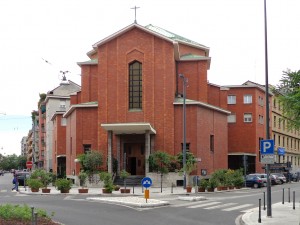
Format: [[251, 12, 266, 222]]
[[101, 122, 156, 135]]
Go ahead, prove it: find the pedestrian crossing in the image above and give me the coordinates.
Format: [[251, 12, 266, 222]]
[[172, 200, 256, 212]]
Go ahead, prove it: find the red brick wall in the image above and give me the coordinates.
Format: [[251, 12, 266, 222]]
[[97, 28, 176, 155], [65, 107, 98, 175], [174, 104, 228, 175], [52, 114, 66, 173], [226, 87, 267, 172]]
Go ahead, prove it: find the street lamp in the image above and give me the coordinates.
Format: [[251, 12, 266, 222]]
[[179, 74, 188, 189], [264, 0, 272, 217]]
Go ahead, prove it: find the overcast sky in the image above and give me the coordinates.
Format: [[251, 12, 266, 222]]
[[0, 0, 299, 156]]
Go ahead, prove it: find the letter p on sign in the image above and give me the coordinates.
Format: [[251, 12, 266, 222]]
[[260, 140, 274, 154]]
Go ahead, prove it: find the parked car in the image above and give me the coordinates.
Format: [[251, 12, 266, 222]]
[[245, 174, 263, 188], [270, 174, 281, 185], [15, 171, 30, 186], [249, 173, 267, 187], [271, 173, 286, 184]]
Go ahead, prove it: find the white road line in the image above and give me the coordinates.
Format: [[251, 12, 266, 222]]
[[171, 201, 212, 208], [241, 207, 258, 213], [222, 204, 253, 211], [204, 202, 237, 209], [187, 202, 221, 209]]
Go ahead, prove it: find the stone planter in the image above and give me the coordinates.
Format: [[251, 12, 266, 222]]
[[120, 188, 130, 194], [78, 188, 89, 194], [42, 188, 51, 193]]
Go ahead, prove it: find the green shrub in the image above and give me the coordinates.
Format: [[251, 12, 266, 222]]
[[26, 178, 43, 189], [55, 178, 72, 191], [100, 172, 114, 192], [78, 171, 88, 188], [199, 179, 209, 188], [0, 204, 49, 221]]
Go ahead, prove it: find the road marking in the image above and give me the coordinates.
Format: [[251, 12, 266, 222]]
[[204, 202, 237, 209], [222, 204, 253, 211], [171, 201, 212, 208], [187, 202, 221, 208], [241, 207, 258, 213]]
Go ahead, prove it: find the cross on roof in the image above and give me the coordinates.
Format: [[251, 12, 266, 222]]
[[131, 6, 140, 24]]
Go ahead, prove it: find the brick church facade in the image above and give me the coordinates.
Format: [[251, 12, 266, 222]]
[[63, 23, 230, 181]]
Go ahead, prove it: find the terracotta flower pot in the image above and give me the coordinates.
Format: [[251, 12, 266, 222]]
[[102, 188, 112, 194], [207, 188, 214, 192], [60, 189, 70, 193], [42, 188, 51, 193], [31, 188, 39, 192], [198, 187, 206, 192], [120, 188, 130, 194], [186, 186, 192, 193], [78, 188, 89, 193]]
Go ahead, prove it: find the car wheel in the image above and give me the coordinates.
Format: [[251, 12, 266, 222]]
[[253, 183, 259, 188]]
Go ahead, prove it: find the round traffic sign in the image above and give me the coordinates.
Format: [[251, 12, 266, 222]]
[[141, 177, 152, 188], [26, 161, 33, 168]]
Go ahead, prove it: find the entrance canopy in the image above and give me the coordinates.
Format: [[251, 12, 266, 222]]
[[101, 122, 156, 135]]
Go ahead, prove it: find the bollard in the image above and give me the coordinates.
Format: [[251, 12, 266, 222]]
[[132, 184, 134, 194], [171, 183, 173, 194], [288, 188, 290, 203], [31, 206, 34, 225], [282, 188, 285, 204], [142, 185, 144, 193], [263, 192, 266, 210], [293, 191, 295, 210], [34, 212, 38, 225], [258, 198, 261, 223]]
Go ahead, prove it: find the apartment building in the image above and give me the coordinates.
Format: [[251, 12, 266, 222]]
[[272, 93, 300, 172], [224, 81, 268, 174]]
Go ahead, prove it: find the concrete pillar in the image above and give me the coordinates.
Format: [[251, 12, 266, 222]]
[[145, 130, 151, 174], [107, 131, 112, 173]]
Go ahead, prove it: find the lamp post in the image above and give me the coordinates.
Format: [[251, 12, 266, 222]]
[[179, 74, 188, 189], [263, 0, 272, 217]]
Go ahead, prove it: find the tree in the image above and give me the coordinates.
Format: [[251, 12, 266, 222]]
[[273, 69, 300, 129], [148, 151, 174, 192], [77, 151, 103, 183]]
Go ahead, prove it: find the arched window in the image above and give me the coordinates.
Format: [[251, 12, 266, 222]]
[[129, 61, 142, 109]]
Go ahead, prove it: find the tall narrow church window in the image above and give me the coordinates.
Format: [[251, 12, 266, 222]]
[[129, 61, 142, 109]]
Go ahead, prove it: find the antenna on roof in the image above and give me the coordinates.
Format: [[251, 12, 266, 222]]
[[131, 6, 140, 24], [59, 71, 70, 84]]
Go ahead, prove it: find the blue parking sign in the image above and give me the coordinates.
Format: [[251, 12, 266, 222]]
[[260, 140, 274, 154]]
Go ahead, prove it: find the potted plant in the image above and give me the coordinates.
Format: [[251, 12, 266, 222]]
[[55, 178, 72, 193], [26, 178, 43, 192], [198, 179, 208, 192], [40, 170, 53, 193], [207, 178, 217, 192], [120, 169, 131, 193], [78, 171, 88, 193], [29, 169, 52, 193], [177, 152, 197, 193], [100, 172, 114, 194], [211, 169, 228, 191]]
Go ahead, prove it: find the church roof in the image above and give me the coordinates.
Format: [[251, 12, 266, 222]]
[[88, 23, 210, 58]]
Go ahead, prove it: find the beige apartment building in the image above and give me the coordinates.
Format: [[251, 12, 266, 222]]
[[272, 94, 300, 172]]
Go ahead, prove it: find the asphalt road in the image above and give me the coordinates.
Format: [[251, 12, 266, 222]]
[[1, 172, 300, 225]]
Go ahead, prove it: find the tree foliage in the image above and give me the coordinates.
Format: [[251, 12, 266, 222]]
[[274, 69, 300, 129], [148, 151, 174, 174], [0, 154, 26, 171], [77, 151, 103, 176]]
